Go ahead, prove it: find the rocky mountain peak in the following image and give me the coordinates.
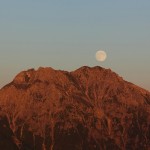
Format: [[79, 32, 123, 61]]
[[13, 69, 35, 84], [0, 66, 150, 150]]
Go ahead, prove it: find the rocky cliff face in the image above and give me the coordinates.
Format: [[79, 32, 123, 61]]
[[0, 66, 150, 150]]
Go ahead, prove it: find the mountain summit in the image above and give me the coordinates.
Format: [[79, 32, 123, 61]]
[[0, 66, 150, 150]]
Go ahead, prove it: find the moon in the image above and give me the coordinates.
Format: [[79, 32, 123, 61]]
[[96, 50, 107, 62]]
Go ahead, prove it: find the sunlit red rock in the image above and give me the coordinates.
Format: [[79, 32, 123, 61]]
[[0, 66, 150, 150]]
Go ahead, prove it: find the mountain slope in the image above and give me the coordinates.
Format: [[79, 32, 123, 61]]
[[0, 66, 150, 150]]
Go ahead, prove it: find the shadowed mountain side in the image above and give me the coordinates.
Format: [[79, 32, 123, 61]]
[[0, 66, 150, 150]]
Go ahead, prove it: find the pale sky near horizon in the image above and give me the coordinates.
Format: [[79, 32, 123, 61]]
[[0, 0, 150, 91]]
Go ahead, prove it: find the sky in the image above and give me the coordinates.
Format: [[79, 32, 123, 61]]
[[0, 0, 150, 91]]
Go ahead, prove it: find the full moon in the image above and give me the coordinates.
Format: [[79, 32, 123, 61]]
[[96, 50, 107, 62]]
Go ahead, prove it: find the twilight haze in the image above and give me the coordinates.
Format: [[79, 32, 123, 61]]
[[0, 0, 150, 90]]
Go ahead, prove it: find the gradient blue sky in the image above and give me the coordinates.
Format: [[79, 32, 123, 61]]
[[0, 0, 150, 90]]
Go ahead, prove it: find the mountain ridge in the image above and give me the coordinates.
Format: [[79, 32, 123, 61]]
[[2, 66, 149, 93], [0, 66, 150, 150]]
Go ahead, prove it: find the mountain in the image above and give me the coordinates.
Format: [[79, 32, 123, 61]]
[[0, 66, 150, 150]]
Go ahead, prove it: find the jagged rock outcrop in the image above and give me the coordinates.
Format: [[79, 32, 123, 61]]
[[0, 66, 150, 150]]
